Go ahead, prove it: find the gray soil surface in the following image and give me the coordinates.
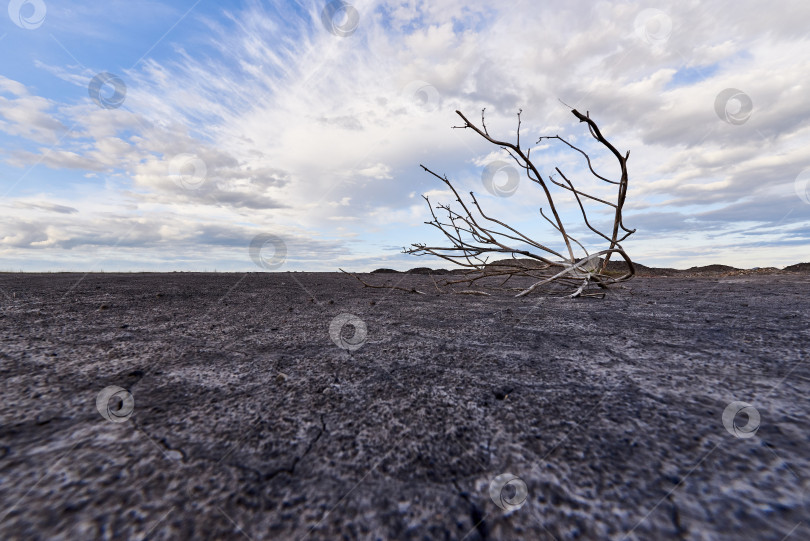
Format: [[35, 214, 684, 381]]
[[1, 271, 809, 540]]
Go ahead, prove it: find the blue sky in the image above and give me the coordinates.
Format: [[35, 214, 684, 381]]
[[1, 0, 809, 271]]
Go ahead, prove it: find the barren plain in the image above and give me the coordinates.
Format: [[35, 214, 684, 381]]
[[1, 269, 809, 540]]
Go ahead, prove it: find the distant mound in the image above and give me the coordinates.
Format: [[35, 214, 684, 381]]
[[598, 260, 679, 277], [783, 262, 810, 273], [368, 266, 477, 275], [685, 264, 739, 273], [600, 259, 645, 271], [406, 267, 451, 275]]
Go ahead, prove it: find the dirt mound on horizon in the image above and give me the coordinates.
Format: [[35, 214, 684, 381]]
[[784, 262, 810, 272]]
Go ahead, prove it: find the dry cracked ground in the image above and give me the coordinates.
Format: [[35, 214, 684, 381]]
[[0, 271, 809, 540]]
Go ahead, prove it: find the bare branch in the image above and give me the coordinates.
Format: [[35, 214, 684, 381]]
[[383, 107, 636, 298]]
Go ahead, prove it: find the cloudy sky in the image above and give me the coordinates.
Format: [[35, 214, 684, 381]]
[[1, 0, 809, 272]]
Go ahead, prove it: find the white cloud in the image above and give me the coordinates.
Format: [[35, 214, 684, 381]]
[[0, 81, 67, 144]]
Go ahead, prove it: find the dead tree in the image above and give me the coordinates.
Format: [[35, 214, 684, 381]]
[[404, 107, 636, 298]]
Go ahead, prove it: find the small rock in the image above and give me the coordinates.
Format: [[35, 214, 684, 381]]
[[165, 450, 183, 461], [494, 388, 513, 400], [36, 412, 58, 425]]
